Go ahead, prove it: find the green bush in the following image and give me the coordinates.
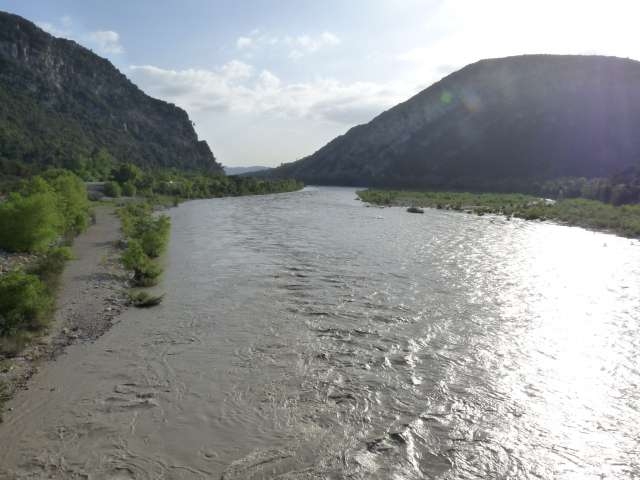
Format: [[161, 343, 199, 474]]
[[113, 163, 143, 185], [0, 271, 52, 336], [0, 170, 90, 252], [104, 181, 121, 198], [358, 189, 640, 238], [121, 239, 161, 286], [0, 192, 61, 252], [29, 247, 73, 288], [118, 203, 170, 257], [43, 170, 90, 235], [135, 215, 171, 258], [121, 181, 136, 197]]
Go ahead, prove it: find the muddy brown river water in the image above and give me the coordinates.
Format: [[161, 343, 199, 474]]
[[1, 187, 639, 479]]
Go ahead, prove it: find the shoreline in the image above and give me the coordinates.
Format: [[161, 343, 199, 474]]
[[357, 189, 640, 239], [0, 205, 129, 416]]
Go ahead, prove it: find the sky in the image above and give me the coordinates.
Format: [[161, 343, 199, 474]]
[[2, 1, 640, 167]]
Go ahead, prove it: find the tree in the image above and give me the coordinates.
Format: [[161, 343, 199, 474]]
[[104, 181, 121, 198], [0, 192, 61, 252], [43, 170, 90, 234], [121, 182, 136, 197], [113, 163, 143, 185]]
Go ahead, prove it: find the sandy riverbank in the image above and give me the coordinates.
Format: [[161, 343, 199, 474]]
[[0, 205, 129, 413]]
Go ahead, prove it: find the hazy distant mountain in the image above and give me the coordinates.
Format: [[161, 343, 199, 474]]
[[271, 55, 640, 191], [0, 11, 221, 174], [223, 165, 271, 176]]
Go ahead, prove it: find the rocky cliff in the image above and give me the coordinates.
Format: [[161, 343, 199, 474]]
[[0, 11, 221, 173]]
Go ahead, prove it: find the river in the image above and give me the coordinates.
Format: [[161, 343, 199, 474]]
[[1, 187, 639, 479]]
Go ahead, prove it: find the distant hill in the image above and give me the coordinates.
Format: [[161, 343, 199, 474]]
[[223, 165, 270, 176], [0, 11, 222, 175], [271, 55, 640, 192]]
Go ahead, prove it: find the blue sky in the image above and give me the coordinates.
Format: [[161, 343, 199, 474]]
[[2, 1, 639, 166]]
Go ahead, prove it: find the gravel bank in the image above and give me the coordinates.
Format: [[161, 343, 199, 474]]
[[0, 205, 129, 410]]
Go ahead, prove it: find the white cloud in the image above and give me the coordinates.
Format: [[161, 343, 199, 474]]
[[35, 16, 124, 56], [396, 0, 640, 84], [286, 31, 341, 58], [236, 36, 252, 49], [86, 30, 124, 54], [220, 59, 253, 79], [234, 30, 340, 59], [128, 60, 405, 125], [36, 20, 71, 38]]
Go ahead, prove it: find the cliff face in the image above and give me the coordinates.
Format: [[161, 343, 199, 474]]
[[0, 11, 222, 173], [273, 55, 640, 190]]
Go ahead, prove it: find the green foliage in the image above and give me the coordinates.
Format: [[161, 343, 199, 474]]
[[28, 247, 73, 288], [357, 189, 537, 213], [129, 170, 303, 200], [511, 198, 640, 237], [0, 271, 51, 337], [0, 170, 89, 252], [103, 181, 121, 198], [358, 189, 640, 238], [129, 291, 164, 308], [118, 202, 170, 285], [0, 191, 61, 252], [113, 163, 143, 185], [42, 170, 90, 235], [135, 215, 171, 258], [121, 239, 161, 286], [539, 172, 640, 205], [118, 203, 170, 256], [0, 13, 222, 176], [121, 181, 136, 197]]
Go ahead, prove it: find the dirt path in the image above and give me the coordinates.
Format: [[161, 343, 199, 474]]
[[0, 205, 128, 422]]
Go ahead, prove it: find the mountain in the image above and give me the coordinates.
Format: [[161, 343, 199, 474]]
[[0, 11, 222, 175], [223, 165, 271, 176], [271, 55, 640, 191]]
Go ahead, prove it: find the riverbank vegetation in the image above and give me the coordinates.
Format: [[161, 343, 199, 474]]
[[0, 170, 90, 252], [129, 291, 165, 308], [118, 202, 170, 288], [94, 163, 303, 200], [358, 189, 640, 238], [0, 163, 301, 355], [0, 170, 90, 361]]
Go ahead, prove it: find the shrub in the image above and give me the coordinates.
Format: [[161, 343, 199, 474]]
[[136, 215, 171, 258], [129, 291, 164, 308], [113, 163, 143, 185], [118, 203, 170, 257], [0, 192, 61, 252], [0, 271, 52, 336], [121, 239, 161, 286], [104, 181, 121, 198], [29, 247, 73, 288], [43, 170, 90, 235], [121, 182, 136, 197]]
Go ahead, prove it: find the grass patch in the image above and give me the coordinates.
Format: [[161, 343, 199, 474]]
[[357, 189, 640, 238]]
